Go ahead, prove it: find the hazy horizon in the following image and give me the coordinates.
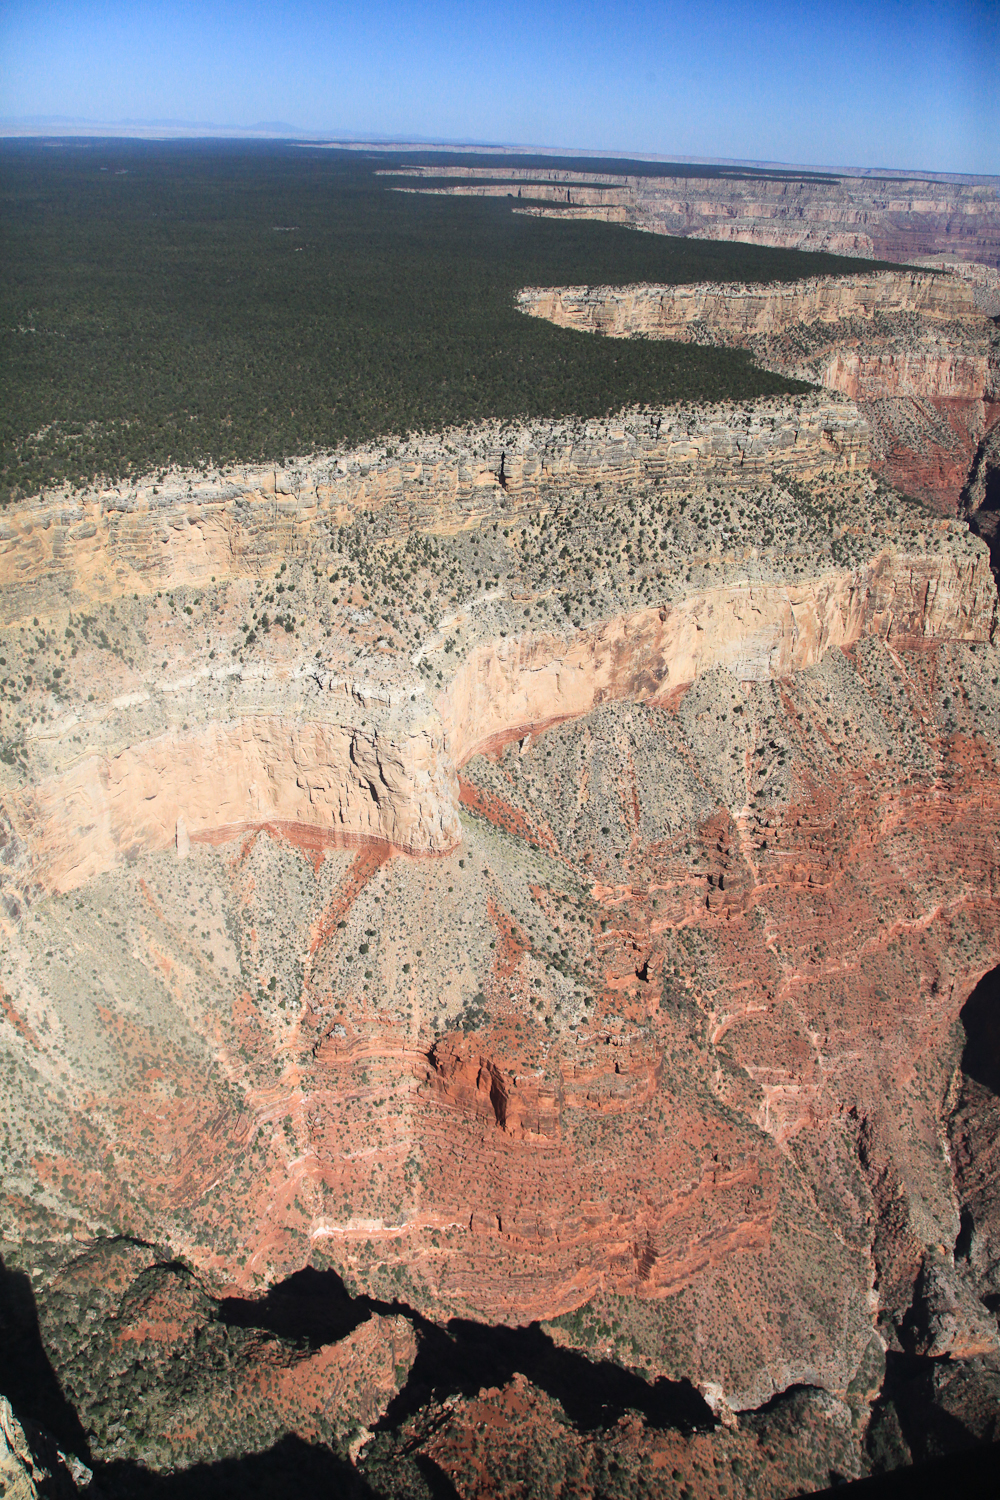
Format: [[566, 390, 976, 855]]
[[1, 0, 997, 176]]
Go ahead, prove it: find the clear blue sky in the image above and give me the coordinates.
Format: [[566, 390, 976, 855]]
[[2, 0, 997, 174]]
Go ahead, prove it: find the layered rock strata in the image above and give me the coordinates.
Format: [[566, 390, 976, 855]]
[[963, 422, 1000, 583], [389, 164, 1000, 267], [0, 394, 868, 613], [1, 495, 993, 904], [519, 272, 1000, 512], [516, 271, 981, 338], [442, 550, 995, 766], [1, 392, 999, 1487]]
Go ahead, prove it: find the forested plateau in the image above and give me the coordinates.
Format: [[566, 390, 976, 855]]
[[1, 140, 899, 504]]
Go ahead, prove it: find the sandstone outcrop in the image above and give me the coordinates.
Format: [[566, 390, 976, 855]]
[[0, 393, 869, 616], [2, 712, 459, 904], [442, 549, 996, 767], [517, 271, 981, 339]]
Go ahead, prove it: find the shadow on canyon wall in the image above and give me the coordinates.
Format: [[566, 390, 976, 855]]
[[0, 1257, 708, 1497], [0, 1252, 92, 1462], [963, 423, 1000, 588], [2, 1250, 1000, 1498], [220, 1264, 715, 1436], [959, 962, 1000, 1098], [811, 1439, 1000, 1498], [96, 1437, 378, 1499]]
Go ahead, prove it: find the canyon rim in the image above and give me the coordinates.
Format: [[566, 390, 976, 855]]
[[2, 145, 1000, 1499]]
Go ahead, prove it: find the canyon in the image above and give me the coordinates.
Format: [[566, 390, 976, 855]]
[[388, 163, 1000, 268], [519, 267, 1000, 518], [1, 259, 999, 1498]]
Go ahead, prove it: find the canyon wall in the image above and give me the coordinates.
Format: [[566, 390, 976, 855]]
[[2, 534, 993, 907], [390, 165, 1000, 267], [964, 422, 1000, 581], [0, 394, 868, 615], [1, 711, 460, 905], [518, 272, 1000, 514], [441, 547, 997, 766], [1, 393, 998, 1455], [3, 171, 1000, 1491], [517, 271, 981, 340]]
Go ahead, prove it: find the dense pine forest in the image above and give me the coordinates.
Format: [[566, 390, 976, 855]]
[[0, 140, 890, 502]]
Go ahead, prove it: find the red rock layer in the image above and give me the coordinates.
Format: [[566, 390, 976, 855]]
[[7, 631, 997, 1410]]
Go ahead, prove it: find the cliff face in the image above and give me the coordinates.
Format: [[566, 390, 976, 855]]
[[1, 391, 999, 1486], [517, 272, 981, 339], [0, 394, 869, 613], [519, 272, 1000, 514], [2, 535, 992, 907], [442, 550, 995, 767], [963, 422, 1000, 583], [391, 164, 1000, 268], [1, 712, 460, 905]]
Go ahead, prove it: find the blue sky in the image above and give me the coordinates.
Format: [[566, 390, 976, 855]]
[[1, 0, 997, 174]]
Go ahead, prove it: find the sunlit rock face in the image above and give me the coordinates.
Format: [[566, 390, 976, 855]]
[[519, 269, 1000, 516], [1, 365, 999, 1490], [517, 270, 984, 337], [397, 163, 1000, 268]]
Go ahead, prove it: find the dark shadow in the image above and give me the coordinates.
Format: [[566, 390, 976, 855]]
[[809, 1440, 1000, 1498], [224, 1264, 714, 1438], [965, 451, 1000, 587], [97, 1434, 375, 1498], [983, 461, 1000, 519], [375, 1310, 715, 1436], [874, 1352, 980, 1466], [955, 1205, 975, 1263], [0, 1248, 710, 1498], [0, 1252, 92, 1461], [413, 1454, 462, 1499], [740, 1380, 828, 1423], [959, 964, 1000, 1097], [219, 1264, 372, 1348]]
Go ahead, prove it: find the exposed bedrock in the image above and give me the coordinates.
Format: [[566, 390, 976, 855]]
[[0, 394, 869, 614], [518, 272, 1000, 513], [441, 549, 997, 767], [517, 271, 983, 338], [4, 626, 999, 1415], [2, 397, 1000, 1434], [0, 711, 460, 906], [1, 542, 993, 906], [393, 164, 1000, 267]]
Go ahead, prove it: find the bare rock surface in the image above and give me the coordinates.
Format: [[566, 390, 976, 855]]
[[1, 372, 998, 1494], [519, 269, 1000, 515], [392, 163, 1000, 268]]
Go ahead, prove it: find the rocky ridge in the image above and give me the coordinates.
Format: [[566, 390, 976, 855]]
[[517, 269, 983, 337], [519, 268, 1000, 515]]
